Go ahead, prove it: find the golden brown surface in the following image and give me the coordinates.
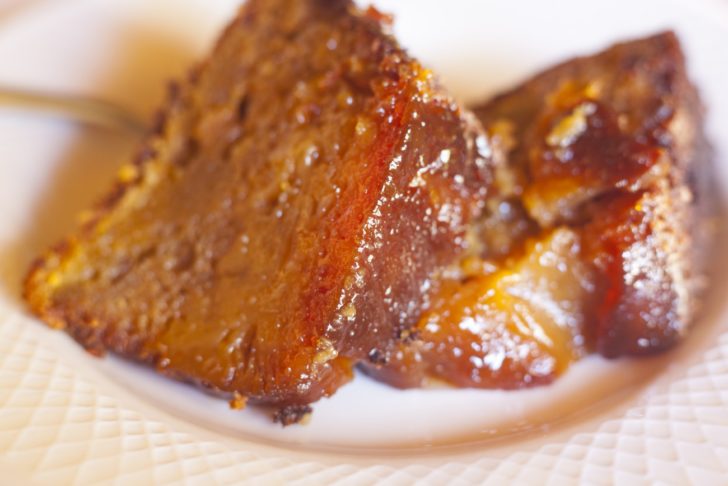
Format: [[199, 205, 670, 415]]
[[364, 32, 714, 389], [366, 228, 592, 389], [581, 184, 693, 357], [23, 0, 495, 411]]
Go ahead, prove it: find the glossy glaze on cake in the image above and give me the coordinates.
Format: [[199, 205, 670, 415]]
[[364, 32, 715, 389], [24, 0, 496, 417]]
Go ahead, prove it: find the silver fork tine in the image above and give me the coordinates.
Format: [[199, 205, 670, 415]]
[[0, 84, 146, 135]]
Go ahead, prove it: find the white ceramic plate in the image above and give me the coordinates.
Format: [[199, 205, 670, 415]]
[[1, 0, 727, 483]]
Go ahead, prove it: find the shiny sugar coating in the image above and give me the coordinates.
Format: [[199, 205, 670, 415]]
[[365, 229, 592, 389]]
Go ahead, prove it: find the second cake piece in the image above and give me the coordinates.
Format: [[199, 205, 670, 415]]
[[363, 32, 714, 389]]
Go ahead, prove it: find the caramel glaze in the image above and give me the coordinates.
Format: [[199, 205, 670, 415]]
[[23, 0, 496, 412], [364, 32, 716, 389], [367, 228, 593, 389]]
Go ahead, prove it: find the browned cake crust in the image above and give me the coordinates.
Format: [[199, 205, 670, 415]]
[[24, 0, 495, 411], [480, 31, 711, 357], [364, 32, 716, 389]]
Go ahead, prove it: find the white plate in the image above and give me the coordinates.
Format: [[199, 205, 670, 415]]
[[1, 0, 727, 483]]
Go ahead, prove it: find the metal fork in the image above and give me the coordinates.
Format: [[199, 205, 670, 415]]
[[0, 84, 146, 134]]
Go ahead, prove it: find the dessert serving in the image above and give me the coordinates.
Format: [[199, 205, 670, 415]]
[[24, 0, 496, 423], [23, 0, 716, 424], [364, 32, 716, 389]]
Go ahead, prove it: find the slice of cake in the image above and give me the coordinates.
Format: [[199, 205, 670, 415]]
[[364, 32, 715, 389], [477, 31, 712, 358], [24, 0, 496, 419]]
